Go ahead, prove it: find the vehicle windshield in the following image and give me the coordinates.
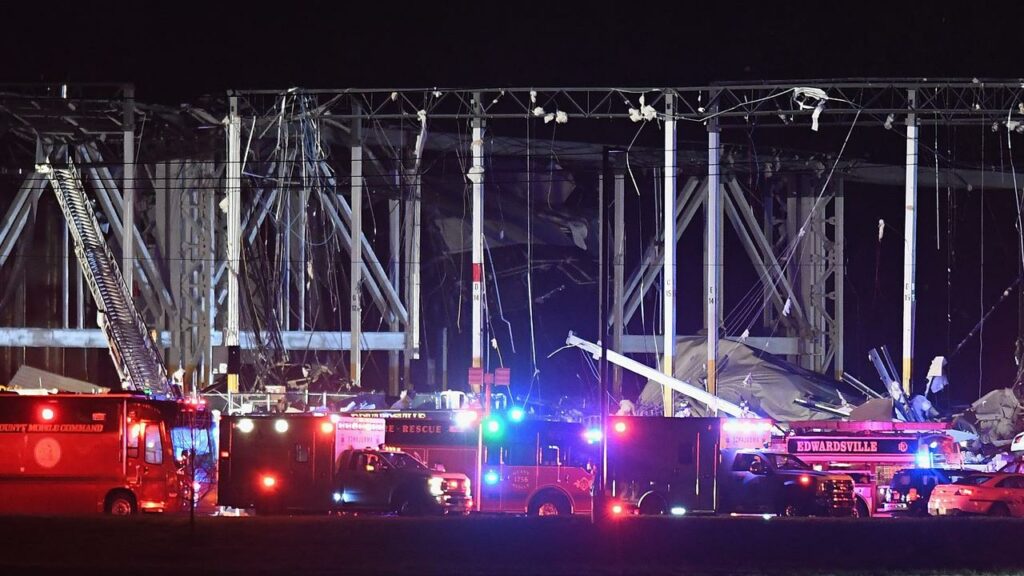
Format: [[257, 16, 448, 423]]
[[954, 474, 992, 486], [379, 452, 427, 470], [767, 453, 812, 471]]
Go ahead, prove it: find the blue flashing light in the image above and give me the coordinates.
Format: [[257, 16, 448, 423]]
[[916, 451, 932, 469], [509, 407, 525, 423], [484, 470, 500, 485], [670, 507, 686, 516], [584, 428, 603, 444]]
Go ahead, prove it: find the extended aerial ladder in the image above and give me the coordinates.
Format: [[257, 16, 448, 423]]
[[36, 160, 177, 400]]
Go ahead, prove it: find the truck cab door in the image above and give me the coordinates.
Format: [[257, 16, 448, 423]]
[[341, 451, 372, 507], [127, 422, 173, 511]]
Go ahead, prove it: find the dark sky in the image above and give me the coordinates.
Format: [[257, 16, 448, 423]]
[[3, 3, 1022, 100], [3, 1, 1024, 408]]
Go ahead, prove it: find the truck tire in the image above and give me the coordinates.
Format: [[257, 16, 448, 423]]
[[528, 491, 571, 516], [988, 502, 1010, 517], [105, 490, 137, 516], [638, 493, 667, 516], [775, 500, 800, 517], [397, 498, 424, 516], [853, 497, 870, 518]]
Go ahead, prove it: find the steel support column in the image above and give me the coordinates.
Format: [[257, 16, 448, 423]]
[[389, 164, 402, 394], [662, 92, 677, 416], [350, 105, 364, 386], [226, 96, 242, 393], [706, 100, 721, 409], [122, 86, 135, 293], [612, 170, 625, 398], [470, 94, 485, 373], [834, 179, 846, 380], [902, 89, 918, 394]]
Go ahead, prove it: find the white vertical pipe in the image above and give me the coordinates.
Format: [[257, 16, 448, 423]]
[[471, 95, 485, 373], [351, 107, 364, 385], [122, 86, 135, 296], [707, 102, 721, 411], [225, 96, 241, 349], [663, 92, 677, 416], [902, 89, 918, 395]]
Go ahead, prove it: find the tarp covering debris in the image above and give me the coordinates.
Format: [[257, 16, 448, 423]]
[[637, 337, 868, 421]]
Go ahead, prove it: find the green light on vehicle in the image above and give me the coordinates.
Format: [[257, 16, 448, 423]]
[[483, 418, 503, 438]]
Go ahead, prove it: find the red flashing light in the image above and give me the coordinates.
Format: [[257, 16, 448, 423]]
[[40, 407, 55, 421], [614, 421, 627, 434], [611, 504, 624, 515], [799, 475, 811, 486], [261, 475, 277, 489], [320, 421, 335, 434]]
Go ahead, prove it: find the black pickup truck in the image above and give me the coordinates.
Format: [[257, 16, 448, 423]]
[[331, 448, 472, 515], [720, 449, 856, 517]]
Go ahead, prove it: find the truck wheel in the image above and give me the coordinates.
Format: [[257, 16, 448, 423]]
[[528, 492, 570, 516], [105, 491, 137, 516], [638, 493, 667, 516], [853, 497, 870, 518], [988, 502, 1010, 517], [397, 498, 424, 516], [776, 502, 800, 517]]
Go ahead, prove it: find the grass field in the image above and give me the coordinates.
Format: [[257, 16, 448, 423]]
[[0, 514, 1022, 575]]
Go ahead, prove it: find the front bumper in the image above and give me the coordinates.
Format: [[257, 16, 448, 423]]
[[439, 493, 473, 514]]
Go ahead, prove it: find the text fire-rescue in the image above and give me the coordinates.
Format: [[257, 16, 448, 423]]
[[795, 440, 880, 453]]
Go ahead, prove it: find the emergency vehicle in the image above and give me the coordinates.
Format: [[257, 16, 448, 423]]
[[0, 393, 207, 515], [358, 408, 599, 516], [218, 414, 385, 513], [217, 413, 471, 514], [779, 420, 959, 516], [605, 416, 856, 517]]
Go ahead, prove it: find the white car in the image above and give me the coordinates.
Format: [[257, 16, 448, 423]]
[[927, 473, 1024, 517]]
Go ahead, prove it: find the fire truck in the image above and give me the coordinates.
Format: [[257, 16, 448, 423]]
[[0, 393, 205, 515], [356, 408, 597, 516], [779, 420, 959, 516], [605, 416, 856, 517]]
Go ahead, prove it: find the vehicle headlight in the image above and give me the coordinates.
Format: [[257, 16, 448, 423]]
[[429, 477, 444, 497]]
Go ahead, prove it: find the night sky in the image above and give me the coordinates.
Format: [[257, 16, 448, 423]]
[[3, 1, 1024, 409]]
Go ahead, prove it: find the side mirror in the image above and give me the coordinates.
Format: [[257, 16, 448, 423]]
[[749, 461, 766, 475]]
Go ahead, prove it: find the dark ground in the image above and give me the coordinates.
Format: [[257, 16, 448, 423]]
[[0, 514, 1022, 575]]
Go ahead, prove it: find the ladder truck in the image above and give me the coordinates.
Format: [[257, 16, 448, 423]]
[[36, 160, 177, 400]]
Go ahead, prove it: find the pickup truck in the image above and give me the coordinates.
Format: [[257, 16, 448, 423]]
[[720, 449, 856, 516], [331, 448, 472, 515]]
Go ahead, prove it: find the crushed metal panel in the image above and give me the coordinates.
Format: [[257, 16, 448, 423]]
[[7, 365, 109, 394]]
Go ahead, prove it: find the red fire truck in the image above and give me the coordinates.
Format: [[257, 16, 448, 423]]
[[779, 420, 959, 516], [354, 409, 597, 516], [479, 418, 596, 516], [0, 393, 203, 515]]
